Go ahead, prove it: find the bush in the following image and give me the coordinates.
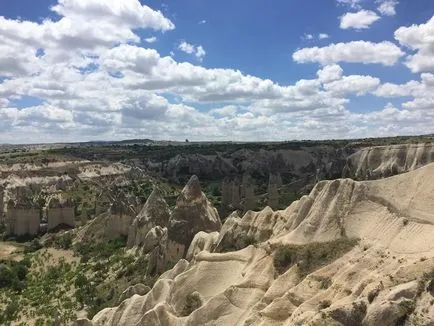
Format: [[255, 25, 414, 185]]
[[74, 235, 127, 262], [181, 292, 203, 316], [24, 239, 43, 253], [219, 233, 257, 253], [54, 233, 73, 250], [273, 238, 359, 275], [0, 258, 31, 292]]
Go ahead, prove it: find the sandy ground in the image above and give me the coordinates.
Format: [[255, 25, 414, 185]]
[[0, 241, 24, 260]]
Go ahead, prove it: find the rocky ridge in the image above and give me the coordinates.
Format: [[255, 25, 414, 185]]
[[82, 162, 434, 326]]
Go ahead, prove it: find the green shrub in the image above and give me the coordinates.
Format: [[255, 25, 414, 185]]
[[273, 238, 359, 275], [0, 258, 32, 292], [24, 239, 43, 253], [181, 292, 203, 316]]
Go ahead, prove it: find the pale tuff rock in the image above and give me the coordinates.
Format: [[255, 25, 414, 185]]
[[118, 284, 151, 303], [221, 174, 256, 211], [127, 187, 170, 248], [142, 226, 170, 275], [167, 175, 221, 261], [267, 173, 281, 209], [186, 231, 219, 261], [343, 142, 434, 180], [77, 200, 135, 242], [87, 163, 434, 326], [0, 185, 4, 223], [6, 199, 40, 236], [47, 197, 75, 231], [214, 207, 280, 252]]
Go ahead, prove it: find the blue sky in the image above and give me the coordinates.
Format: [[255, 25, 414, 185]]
[[0, 0, 433, 143]]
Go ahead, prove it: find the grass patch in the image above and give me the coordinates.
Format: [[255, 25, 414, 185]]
[[273, 238, 359, 275]]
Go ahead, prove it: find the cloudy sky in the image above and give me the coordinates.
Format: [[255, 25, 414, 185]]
[[0, 0, 433, 143]]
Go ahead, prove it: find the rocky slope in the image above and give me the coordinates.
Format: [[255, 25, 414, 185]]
[[343, 142, 434, 180], [83, 163, 434, 326], [143, 145, 349, 187]]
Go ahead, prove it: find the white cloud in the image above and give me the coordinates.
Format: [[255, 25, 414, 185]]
[[51, 0, 174, 31], [374, 73, 434, 112], [317, 64, 343, 83], [336, 0, 362, 9], [293, 41, 404, 66], [303, 33, 329, 40], [395, 16, 434, 72], [323, 75, 380, 96], [0, 1, 433, 143], [145, 36, 157, 43], [0, 0, 174, 76], [198, 20, 207, 24], [376, 0, 399, 16], [340, 10, 381, 30], [178, 41, 206, 60]]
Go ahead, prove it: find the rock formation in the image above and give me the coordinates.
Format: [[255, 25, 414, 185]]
[[221, 174, 256, 212], [0, 185, 4, 224], [86, 163, 434, 326], [47, 197, 75, 231], [77, 200, 135, 242], [343, 142, 434, 180], [127, 187, 170, 248], [166, 175, 221, 262], [221, 177, 233, 208], [267, 173, 281, 209], [6, 199, 40, 236]]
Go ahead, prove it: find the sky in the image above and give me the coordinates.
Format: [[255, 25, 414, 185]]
[[0, 0, 433, 144]]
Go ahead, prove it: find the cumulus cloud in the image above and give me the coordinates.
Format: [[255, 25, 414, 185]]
[[178, 41, 206, 60], [0, 1, 433, 143], [51, 0, 174, 31], [376, 0, 399, 16], [374, 73, 434, 112], [317, 64, 343, 83], [293, 41, 404, 66], [340, 10, 381, 30], [319, 33, 330, 39], [395, 16, 434, 72], [323, 75, 380, 96]]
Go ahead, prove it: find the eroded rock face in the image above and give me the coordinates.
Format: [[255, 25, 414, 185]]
[[343, 142, 434, 180], [127, 187, 170, 248], [47, 197, 75, 231], [167, 175, 221, 261], [118, 284, 151, 303], [85, 164, 434, 326]]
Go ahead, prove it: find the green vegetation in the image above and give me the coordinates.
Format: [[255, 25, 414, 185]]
[[0, 257, 31, 292], [181, 292, 203, 316], [74, 235, 127, 262], [0, 232, 167, 324], [273, 238, 359, 275], [218, 233, 257, 253]]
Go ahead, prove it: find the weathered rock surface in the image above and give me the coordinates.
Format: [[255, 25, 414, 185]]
[[127, 187, 170, 248], [118, 284, 151, 303], [87, 163, 434, 326], [167, 175, 221, 261], [343, 142, 434, 180]]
